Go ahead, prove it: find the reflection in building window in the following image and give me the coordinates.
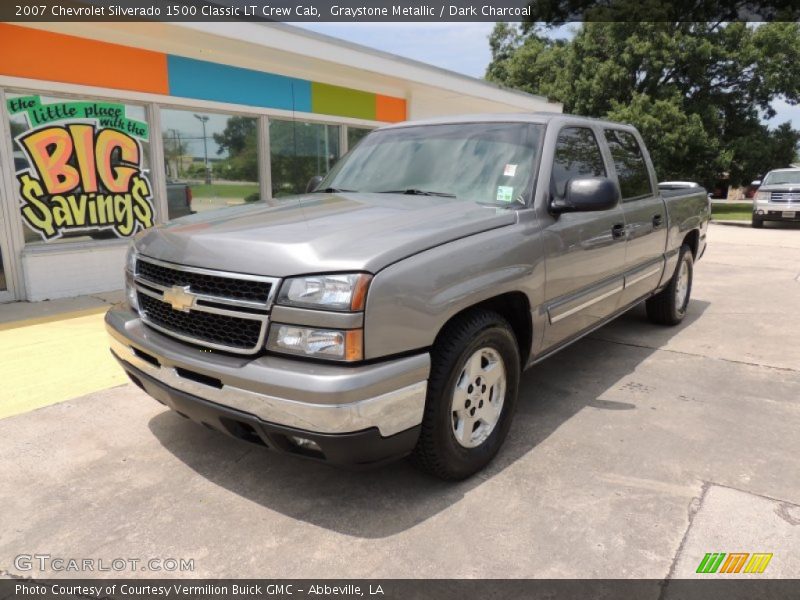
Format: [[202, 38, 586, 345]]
[[347, 126, 372, 151], [161, 109, 260, 218], [269, 120, 341, 197]]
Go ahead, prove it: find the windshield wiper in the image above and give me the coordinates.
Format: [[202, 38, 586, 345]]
[[376, 189, 456, 198], [313, 187, 357, 193]]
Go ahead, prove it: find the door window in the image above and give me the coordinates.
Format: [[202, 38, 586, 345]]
[[550, 127, 606, 200], [604, 129, 652, 200]]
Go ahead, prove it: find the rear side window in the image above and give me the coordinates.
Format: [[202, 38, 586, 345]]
[[604, 130, 652, 200], [550, 127, 606, 199]]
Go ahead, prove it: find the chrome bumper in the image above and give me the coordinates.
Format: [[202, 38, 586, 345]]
[[106, 308, 429, 437], [753, 202, 800, 216]]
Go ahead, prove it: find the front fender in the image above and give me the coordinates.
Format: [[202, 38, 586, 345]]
[[363, 223, 544, 360]]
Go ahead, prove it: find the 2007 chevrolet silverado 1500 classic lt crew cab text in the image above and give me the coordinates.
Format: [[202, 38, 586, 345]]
[[107, 114, 709, 480]]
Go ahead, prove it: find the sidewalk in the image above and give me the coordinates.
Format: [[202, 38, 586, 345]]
[[0, 291, 127, 419]]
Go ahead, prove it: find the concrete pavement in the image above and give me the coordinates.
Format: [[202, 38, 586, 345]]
[[0, 222, 798, 580]]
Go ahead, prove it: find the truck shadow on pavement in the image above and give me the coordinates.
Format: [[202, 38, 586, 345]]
[[148, 300, 709, 538]]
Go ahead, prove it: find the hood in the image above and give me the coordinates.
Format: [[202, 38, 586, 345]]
[[135, 192, 516, 277]]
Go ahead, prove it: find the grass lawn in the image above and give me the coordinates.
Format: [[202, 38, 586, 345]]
[[712, 202, 753, 221], [190, 183, 259, 200]]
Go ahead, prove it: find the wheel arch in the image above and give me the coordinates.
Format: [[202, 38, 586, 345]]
[[432, 292, 533, 368]]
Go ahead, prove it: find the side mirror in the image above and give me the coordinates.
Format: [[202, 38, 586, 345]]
[[305, 175, 324, 193], [551, 177, 619, 213], [751, 180, 761, 187]]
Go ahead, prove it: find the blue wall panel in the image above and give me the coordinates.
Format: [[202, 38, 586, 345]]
[[167, 55, 312, 113]]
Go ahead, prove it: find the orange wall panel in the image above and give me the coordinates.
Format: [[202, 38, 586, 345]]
[[0, 24, 169, 95], [376, 94, 407, 122]]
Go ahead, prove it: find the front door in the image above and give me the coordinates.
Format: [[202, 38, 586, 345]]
[[540, 125, 627, 350], [603, 128, 668, 307]]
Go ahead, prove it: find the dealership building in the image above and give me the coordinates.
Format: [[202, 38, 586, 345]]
[[0, 21, 560, 303]]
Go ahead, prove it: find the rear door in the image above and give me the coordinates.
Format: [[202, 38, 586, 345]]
[[540, 125, 627, 350], [603, 129, 668, 307]]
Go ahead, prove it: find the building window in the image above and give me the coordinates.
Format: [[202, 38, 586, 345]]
[[269, 119, 341, 197], [160, 109, 260, 217], [347, 126, 372, 151], [6, 93, 153, 245]]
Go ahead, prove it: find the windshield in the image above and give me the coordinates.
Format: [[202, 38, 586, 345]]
[[763, 171, 800, 185], [319, 122, 544, 205]]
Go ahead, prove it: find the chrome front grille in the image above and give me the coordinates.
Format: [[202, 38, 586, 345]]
[[133, 256, 279, 354], [770, 191, 800, 202]]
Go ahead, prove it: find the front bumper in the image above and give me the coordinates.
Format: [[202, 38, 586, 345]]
[[106, 308, 429, 466], [753, 203, 800, 221]]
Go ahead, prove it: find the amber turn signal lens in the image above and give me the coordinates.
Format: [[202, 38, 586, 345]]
[[350, 275, 372, 311]]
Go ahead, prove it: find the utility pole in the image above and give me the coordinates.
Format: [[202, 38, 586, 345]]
[[194, 114, 211, 185]]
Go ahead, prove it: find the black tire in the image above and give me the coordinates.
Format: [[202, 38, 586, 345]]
[[751, 216, 764, 228], [646, 244, 694, 326], [410, 310, 521, 480]]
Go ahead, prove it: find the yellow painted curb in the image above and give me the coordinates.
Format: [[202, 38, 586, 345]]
[[0, 309, 127, 419], [0, 305, 109, 331]]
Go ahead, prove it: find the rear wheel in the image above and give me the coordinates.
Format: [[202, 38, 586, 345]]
[[410, 310, 520, 480], [646, 244, 694, 326]]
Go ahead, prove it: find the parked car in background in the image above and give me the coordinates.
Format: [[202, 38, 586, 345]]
[[166, 180, 194, 219], [752, 168, 800, 228], [108, 114, 709, 480]]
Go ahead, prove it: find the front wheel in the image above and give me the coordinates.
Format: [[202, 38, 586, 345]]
[[410, 310, 520, 480], [646, 244, 694, 326], [751, 216, 764, 228]]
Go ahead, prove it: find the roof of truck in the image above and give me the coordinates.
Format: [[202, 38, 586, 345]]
[[379, 112, 634, 130]]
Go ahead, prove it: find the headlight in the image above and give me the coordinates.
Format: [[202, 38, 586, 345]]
[[267, 325, 363, 362], [277, 273, 371, 311], [125, 245, 138, 274], [754, 191, 770, 203]]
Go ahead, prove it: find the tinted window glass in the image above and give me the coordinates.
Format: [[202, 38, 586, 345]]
[[605, 130, 652, 200], [550, 127, 606, 199]]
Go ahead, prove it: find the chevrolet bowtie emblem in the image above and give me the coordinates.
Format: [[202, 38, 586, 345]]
[[163, 285, 196, 312]]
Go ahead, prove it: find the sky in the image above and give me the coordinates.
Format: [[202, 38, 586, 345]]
[[293, 22, 800, 131]]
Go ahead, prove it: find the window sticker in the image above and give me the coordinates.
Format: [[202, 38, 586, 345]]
[[504, 164, 517, 177], [496, 186, 514, 203], [7, 95, 154, 241]]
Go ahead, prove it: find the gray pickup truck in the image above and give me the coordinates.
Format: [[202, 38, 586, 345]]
[[107, 114, 709, 480]]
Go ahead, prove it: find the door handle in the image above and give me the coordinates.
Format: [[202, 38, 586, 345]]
[[611, 223, 626, 240], [652, 214, 663, 228]]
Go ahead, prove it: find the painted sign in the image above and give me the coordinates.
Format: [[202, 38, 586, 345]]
[[8, 95, 154, 240]]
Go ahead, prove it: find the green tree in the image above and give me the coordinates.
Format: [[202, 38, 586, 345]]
[[486, 22, 800, 187], [213, 116, 258, 181]]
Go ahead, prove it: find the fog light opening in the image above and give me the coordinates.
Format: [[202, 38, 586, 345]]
[[288, 435, 324, 458], [290, 436, 322, 452]]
